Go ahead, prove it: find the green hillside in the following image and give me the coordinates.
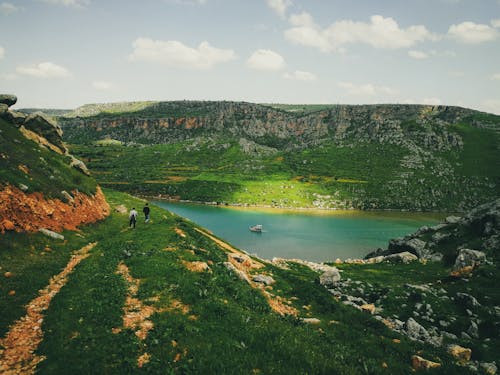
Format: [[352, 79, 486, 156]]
[[2, 189, 497, 374]]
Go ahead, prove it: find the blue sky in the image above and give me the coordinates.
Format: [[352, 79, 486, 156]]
[[0, 0, 499, 113]]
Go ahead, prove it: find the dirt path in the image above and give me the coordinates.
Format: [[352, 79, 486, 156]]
[[0, 242, 97, 375]]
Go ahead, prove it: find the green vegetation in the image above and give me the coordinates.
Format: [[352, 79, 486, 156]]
[[0, 189, 481, 373], [0, 117, 97, 199]]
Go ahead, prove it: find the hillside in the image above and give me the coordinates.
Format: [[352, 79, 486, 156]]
[[56, 101, 500, 211]]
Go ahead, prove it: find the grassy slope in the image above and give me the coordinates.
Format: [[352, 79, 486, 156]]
[[0, 117, 97, 199], [69, 119, 499, 210], [0, 189, 484, 374]]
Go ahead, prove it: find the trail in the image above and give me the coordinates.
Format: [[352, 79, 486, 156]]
[[0, 242, 97, 375]]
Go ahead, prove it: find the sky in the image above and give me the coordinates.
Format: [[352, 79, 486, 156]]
[[0, 0, 499, 114]]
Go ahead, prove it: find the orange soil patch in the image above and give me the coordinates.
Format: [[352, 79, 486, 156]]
[[0, 185, 109, 234], [0, 242, 97, 375], [182, 260, 210, 273], [137, 353, 151, 368], [175, 228, 186, 238]]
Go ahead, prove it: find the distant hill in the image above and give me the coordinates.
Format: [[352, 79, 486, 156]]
[[55, 101, 500, 211]]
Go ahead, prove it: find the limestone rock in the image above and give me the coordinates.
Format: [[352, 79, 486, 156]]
[[0, 94, 17, 107], [385, 251, 418, 264], [319, 268, 341, 287], [69, 155, 91, 176], [39, 228, 65, 240], [224, 262, 250, 284], [452, 249, 486, 272], [455, 292, 480, 308], [115, 205, 128, 214], [301, 318, 321, 324], [360, 304, 376, 314], [0, 103, 8, 115], [388, 237, 428, 258], [447, 344, 471, 362], [445, 215, 461, 224], [480, 362, 498, 375], [252, 274, 275, 286], [23, 112, 67, 154], [5, 110, 27, 126], [411, 355, 441, 370]]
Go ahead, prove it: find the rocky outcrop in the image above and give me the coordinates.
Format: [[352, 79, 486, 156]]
[[0, 185, 109, 234], [23, 113, 67, 154], [0, 94, 17, 107]]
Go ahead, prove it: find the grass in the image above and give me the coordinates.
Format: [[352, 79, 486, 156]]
[[0, 189, 481, 373]]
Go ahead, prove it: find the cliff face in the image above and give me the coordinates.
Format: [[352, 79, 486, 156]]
[[0, 94, 110, 234], [59, 102, 493, 152]]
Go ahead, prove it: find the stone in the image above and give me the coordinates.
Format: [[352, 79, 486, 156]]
[[69, 155, 91, 176], [5, 110, 27, 126], [0, 94, 17, 107], [467, 321, 479, 339], [115, 205, 128, 214], [445, 215, 461, 224], [452, 249, 487, 272], [319, 268, 341, 287], [480, 362, 498, 375], [8, 290, 16, 296], [224, 262, 250, 284], [4, 271, 13, 278], [360, 304, 376, 314], [411, 355, 441, 370], [0, 103, 8, 115], [19, 183, 29, 192], [252, 274, 275, 286], [302, 318, 321, 324], [385, 251, 418, 264], [365, 256, 384, 264], [405, 317, 430, 342], [455, 292, 480, 308], [39, 228, 65, 240], [23, 112, 67, 153], [61, 190, 74, 203], [447, 344, 471, 362]]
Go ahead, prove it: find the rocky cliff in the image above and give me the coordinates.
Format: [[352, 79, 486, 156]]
[[0, 94, 110, 234]]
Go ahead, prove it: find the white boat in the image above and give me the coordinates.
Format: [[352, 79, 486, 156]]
[[249, 224, 263, 233]]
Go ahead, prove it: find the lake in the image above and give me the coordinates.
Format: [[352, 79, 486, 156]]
[[154, 201, 444, 262]]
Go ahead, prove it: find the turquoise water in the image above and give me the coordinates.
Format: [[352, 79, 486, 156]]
[[154, 201, 443, 262]]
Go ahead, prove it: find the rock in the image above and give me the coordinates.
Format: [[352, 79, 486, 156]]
[[23, 112, 67, 153], [445, 215, 462, 224], [385, 251, 418, 264], [69, 155, 91, 176], [4, 271, 13, 278], [360, 304, 376, 314], [365, 256, 384, 264], [61, 190, 74, 203], [115, 205, 128, 214], [452, 249, 487, 272], [388, 237, 428, 258], [302, 318, 321, 324], [5, 110, 27, 126], [411, 355, 441, 370], [319, 268, 341, 287], [39, 228, 65, 240], [223, 262, 250, 284], [8, 290, 16, 296], [252, 274, 275, 286], [467, 321, 479, 338], [1, 219, 16, 231], [19, 183, 29, 192], [0, 94, 17, 107], [431, 232, 450, 243], [480, 362, 498, 375], [0, 103, 8, 115], [456, 292, 480, 308], [405, 318, 430, 342], [447, 344, 472, 362]]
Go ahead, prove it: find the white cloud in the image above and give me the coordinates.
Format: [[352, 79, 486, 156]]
[[40, 0, 89, 7], [285, 14, 436, 52], [246, 49, 286, 71], [478, 99, 500, 115], [491, 73, 500, 80], [491, 19, 500, 28], [129, 38, 236, 70], [0, 2, 20, 14], [448, 21, 498, 43], [283, 70, 317, 81], [16, 62, 72, 78], [338, 82, 398, 96], [267, 0, 291, 18], [92, 81, 113, 90], [408, 50, 429, 59], [422, 97, 442, 105], [164, 0, 207, 5], [0, 46, 4, 59]]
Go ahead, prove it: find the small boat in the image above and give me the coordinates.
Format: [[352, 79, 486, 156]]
[[249, 224, 263, 233]]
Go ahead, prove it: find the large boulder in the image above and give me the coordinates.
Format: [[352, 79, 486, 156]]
[[384, 251, 418, 264], [388, 237, 429, 258], [23, 113, 67, 153], [0, 94, 17, 107], [319, 268, 341, 287], [69, 155, 91, 176], [452, 249, 486, 272]]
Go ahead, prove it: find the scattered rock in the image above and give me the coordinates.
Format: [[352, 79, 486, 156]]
[[411, 355, 441, 370], [61, 190, 74, 203], [69, 155, 91, 176], [18, 183, 29, 192], [445, 215, 461, 224], [360, 304, 376, 314], [319, 268, 341, 287], [252, 274, 275, 286], [385, 251, 418, 264], [467, 321, 479, 339], [456, 292, 480, 308], [39, 228, 65, 240], [480, 362, 498, 375], [447, 344, 471, 362], [301, 318, 321, 324], [4, 271, 13, 278], [452, 249, 486, 273]]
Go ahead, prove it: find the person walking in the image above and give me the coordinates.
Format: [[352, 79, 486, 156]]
[[143, 203, 150, 223], [129, 207, 138, 228]]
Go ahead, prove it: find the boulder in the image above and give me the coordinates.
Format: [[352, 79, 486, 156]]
[[224, 262, 250, 284], [23, 113, 67, 153], [411, 355, 441, 370], [405, 318, 432, 343], [452, 249, 486, 272], [319, 268, 341, 287], [385, 251, 418, 264], [5, 110, 27, 126], [455, 292, 480, 308], [69, 155, 91, 176], [0, 94, 17, 107], [480, 362, 498, 375], [252, 274, 275, 286], [445, 215, 461, 224], [0, 103, 8, 115], [39, 228, 65, 240], [302, 318, 321, 324], [388, 237, 428, 258], [360, 304, 376, 314], [447, 344, 471, 362]]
